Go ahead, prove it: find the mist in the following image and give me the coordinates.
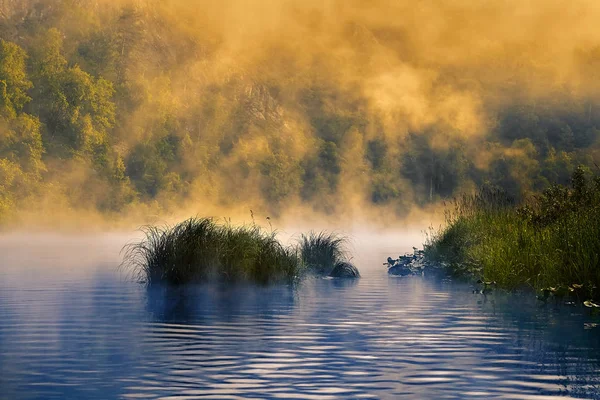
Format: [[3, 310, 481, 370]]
[[1, 0, 599, 230]]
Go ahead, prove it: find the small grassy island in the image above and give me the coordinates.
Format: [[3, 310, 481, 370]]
[[121, 217, 358, 285], [425, 166, 600, 304]]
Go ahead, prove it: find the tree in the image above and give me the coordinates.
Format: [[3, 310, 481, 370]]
[[31, 29, 115, 158], [0, 40, 32, 117], [0, 38, 44, 222], [0, 114, 44, 175]]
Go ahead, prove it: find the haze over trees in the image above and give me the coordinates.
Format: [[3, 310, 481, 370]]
[[0, 0, 599, 224]]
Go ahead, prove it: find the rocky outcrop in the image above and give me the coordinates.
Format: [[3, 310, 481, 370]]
[[386, 250, 426, 276], [388, 263, 413, 276]]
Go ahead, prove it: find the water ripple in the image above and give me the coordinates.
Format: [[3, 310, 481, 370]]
[[1, 251, 600, 399]]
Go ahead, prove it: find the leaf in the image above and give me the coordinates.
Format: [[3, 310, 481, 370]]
[[584, 300, 600, 308], [571, 283, 584, 289]]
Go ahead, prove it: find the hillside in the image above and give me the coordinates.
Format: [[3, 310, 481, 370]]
[[1, 0, 599, 224]]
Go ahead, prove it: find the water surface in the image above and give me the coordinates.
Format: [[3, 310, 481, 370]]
[[1, 234, 599, 399]]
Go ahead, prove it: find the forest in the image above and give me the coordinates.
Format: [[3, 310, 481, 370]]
[[1, 0, 600, 225]]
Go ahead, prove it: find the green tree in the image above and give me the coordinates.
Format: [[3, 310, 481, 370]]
[[31, 29, 115, 158], [0, 114, 44, 175], [301, 140, 342, 201], [260, 152, 302, 203], [0, 40, 32, 117]]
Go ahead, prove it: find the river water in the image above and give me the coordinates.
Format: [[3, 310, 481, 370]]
[[1, 233, 599, 399]]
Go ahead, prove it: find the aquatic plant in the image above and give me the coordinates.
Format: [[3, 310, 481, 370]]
[[121, 219, 359, 285], [330, 261, 361, 278], [425, 166, 600, 299], [121, 217, 302, 285], [297, 231, 350, 276]]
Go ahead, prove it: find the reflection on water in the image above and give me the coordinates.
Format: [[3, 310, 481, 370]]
[[1, 238, 599, 399], [145, 284, 297, 323]]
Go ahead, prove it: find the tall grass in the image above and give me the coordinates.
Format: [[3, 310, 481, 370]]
[[121, 217, 302, 285], [121, 218, 354, 285], [298, 231, 349, 276], [425, 166, 600, 299]]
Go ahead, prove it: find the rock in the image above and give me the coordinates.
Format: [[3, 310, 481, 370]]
[[329, 262, 360, 278], [387, 251, 426, 276], [388, 264, 413, 276]]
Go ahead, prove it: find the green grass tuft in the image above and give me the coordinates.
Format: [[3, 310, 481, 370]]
[[298, 231, 349, 276], [121, 219, 356, 285], [121, 217, 302, 285]]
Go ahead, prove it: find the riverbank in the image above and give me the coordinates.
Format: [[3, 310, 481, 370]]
[[423, 166, 600, 303]]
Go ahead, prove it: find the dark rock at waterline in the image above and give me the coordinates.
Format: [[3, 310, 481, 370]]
[[387, 250, 426, 276], [329, 262, 360, 278], [388, 264, 413, 276]]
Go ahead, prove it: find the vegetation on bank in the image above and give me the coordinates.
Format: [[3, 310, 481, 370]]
[[425, 166, 600, 301], [121, 217, 355, 285]]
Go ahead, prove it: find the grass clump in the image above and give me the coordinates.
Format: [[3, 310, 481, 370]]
[[425, 166, 600, 299], [298, 231, 350, 276], [122, 218, 356, 285], [122, 217, 301, 285]]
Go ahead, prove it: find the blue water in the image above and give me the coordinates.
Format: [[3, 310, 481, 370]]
[[1, 234, 599, 399]]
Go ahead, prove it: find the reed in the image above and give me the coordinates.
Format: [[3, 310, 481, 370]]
[[122, 218, 355, 285], [425, 166, 600, 299], [298, 231, 349, 276], [121, 217, 302, 285]]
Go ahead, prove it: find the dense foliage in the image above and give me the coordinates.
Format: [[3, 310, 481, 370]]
[[1, 1, 600, 224], [425, 166, 600, 300]]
